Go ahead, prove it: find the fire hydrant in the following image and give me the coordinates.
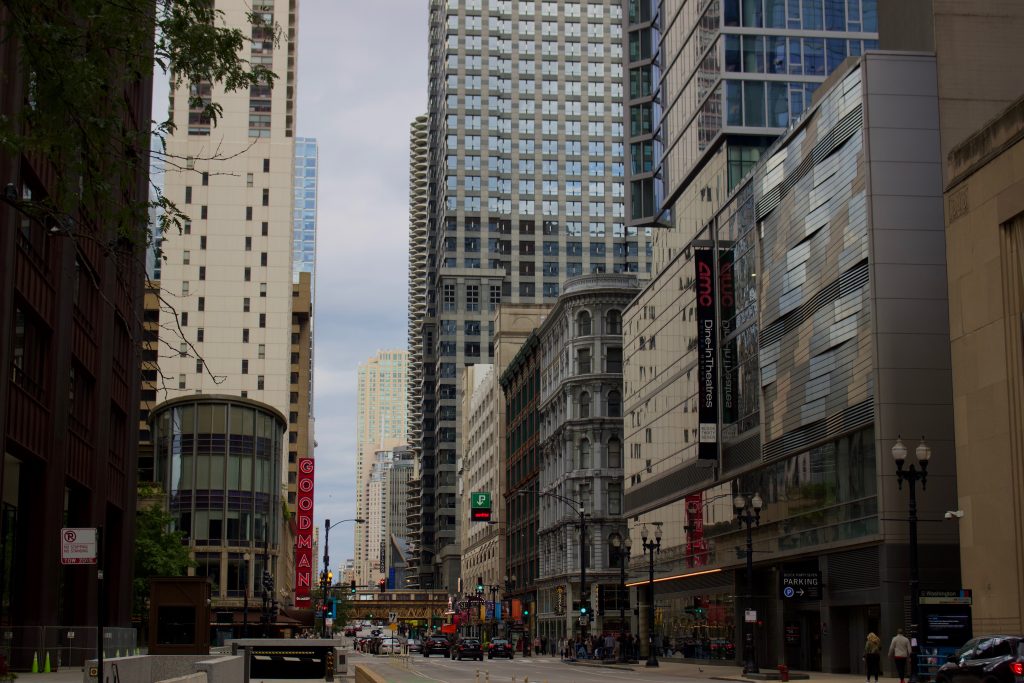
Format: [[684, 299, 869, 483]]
[[778, 664, 790, 682]]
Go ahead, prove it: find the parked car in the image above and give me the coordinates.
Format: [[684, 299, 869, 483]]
[[488, 638, 514, 659], [453, 637, 484, 661], [424, 636, 451, 657], [377, 637, 401, 655], [936, 636, 1024, 683], [406, 638, 422, 654], [343, 626, 357, 637]]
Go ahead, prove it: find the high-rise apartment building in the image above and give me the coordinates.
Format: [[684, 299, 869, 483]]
[[156, 0, 301, 614], [355, 350, 409, 584], [407, 115, 430, 586], [293, 137, 318, 282], [412, 0, 653, 592], [365, 446, 416, 589], [625, 0, 879, 266]]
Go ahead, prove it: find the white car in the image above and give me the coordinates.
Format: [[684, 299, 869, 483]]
[[378, 637, 401, 655]]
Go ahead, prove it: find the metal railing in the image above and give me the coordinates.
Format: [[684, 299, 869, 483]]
[[0, 626, 137, 671]]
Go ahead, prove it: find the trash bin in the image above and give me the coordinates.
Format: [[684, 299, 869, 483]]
[[778, 664, 790, 682]]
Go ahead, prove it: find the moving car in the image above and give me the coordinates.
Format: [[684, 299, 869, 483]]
[[936, 636, 1024, 683], [406, 638, 422, 654], [488, 639, 513, 659], [453, 637, 484, 661], [377, 637, 401, 655], [423, 636, 451, 657]]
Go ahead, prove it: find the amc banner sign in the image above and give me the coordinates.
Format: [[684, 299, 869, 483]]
[[694, 248, 718, 461], [294, 457, 315, 606]]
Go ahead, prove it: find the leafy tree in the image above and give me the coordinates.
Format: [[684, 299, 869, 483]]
[[0, 0, 278, 243], [132, 503, 194, 620]]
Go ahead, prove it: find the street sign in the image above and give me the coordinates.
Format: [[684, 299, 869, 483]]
[[744, 609, 757, 623], [780, 570, 822, 600], [471, 492, 492, 521], [61, 528, 97, 565], [920, 589, 972, 605]]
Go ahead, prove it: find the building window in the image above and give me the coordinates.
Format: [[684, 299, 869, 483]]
[[579, 438, 591, 468], [577, 311, 592, 336], [261, 252, 268, 267], [608, 482, 622, 515], [579, 391, 591, 419], [258, 344, 266, 359], [577, 347, 591, 374], [197, 297, 205, 312], [607, 390, 622, 417], [242, 328, 250, 343], [490, 285, 501, 311], [179, 342, 187, 357], [244, 267, 251, 281], [200, 205, 207, 219], [202, 172, 209, 186], [443, 284, 456, 311], [200, 235, 207, 250], [260, 283, 267, 297], [197, 328, 204, 342], [466, 284, 480, 311], [259, 313, 266, 328], [178, 374, 186, 389], [257, 375, 265, 390], [606, 310, 622, 334], [181, 312, 188, 327], [195, 359, 203, 373], [241, 359, 248, 374], [245, 236, 252, 251], [607, 347, 623, 373], [243, 297, 251, 312], [261, 222, 268, 236], [262, 188, 269, 206], [183, 250, 191, 265], [247, 172, 254, 187], [608, 437, 622, 468], [263, 158, 270, 172], [185, 186, 192, 203], [198, 266, 206, 281]]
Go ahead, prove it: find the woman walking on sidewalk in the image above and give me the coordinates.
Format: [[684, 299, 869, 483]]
[[864, 632, 881, 683]]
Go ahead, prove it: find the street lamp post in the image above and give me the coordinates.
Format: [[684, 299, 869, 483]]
[[320, 518, 366, 637], [734, 493, 763, 674], [892, 436, 932, 683], [639, 523, 662, 667], [610, 532, 632, 663]]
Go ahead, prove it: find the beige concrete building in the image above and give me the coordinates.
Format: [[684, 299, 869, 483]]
[[943, 96, 1024, 634], [354, 350, 409, 585], [460, 364, 500, 592], [156, 0, 301, 614]]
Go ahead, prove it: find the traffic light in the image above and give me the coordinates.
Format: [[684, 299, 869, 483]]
[[350, 580, 357, 594], [523, 607, 529, 616], [579, 605, 588, 616], [476, 576, 484, 593], [378, 578, 386, 593], [327, 598, 336, 619]]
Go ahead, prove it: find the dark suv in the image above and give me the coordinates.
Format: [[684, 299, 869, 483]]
[[423, 636, 451, 657], [453, 637, 484, 661], [936, 636, 1024, 683], [488, 638, 514, 659]]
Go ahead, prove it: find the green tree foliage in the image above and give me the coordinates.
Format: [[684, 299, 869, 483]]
[[133, 503, 194, 619], [0, 0, 279, 244]]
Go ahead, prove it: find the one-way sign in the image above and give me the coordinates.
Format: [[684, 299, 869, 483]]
[[780, 571, 822, 600]]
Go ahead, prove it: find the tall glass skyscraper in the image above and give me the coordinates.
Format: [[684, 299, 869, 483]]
[[293, 137, 318, 283], [625, 0, 879, 268], [411, 0, 653, 591]]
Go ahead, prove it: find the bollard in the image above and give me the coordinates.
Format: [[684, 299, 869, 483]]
[[778, 664, 790, 682]]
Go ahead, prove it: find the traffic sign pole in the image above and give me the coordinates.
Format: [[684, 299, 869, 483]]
[[96, 526, 104, 682]]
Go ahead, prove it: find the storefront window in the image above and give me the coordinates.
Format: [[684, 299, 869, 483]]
[[660, 591, 736, 660]]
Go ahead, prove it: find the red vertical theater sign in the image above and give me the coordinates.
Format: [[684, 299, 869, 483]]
[[294, 458, 315, 606]]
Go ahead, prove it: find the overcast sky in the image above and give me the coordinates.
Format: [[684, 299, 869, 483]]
[[300, 1, 427, 568]]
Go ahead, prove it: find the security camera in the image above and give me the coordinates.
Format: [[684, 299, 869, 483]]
[[944, 510, 964, 519]]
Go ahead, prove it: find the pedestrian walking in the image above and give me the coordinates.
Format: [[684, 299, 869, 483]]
[[889, 628, 912, 683], [864, 632, 881, 682]]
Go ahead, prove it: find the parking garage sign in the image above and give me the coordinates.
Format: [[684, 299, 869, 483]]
[[61, 528, 97, 565], [780, 571, 822, 600]]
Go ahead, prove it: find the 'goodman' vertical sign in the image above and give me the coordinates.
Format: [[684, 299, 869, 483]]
[[294, 458, 315, 605], [695, 249, 718, 461]]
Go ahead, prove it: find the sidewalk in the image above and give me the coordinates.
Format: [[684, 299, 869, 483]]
[[566, 656, 875, 683]]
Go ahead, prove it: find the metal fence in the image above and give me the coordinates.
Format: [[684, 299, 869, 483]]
[[0, 626, 137, 671]]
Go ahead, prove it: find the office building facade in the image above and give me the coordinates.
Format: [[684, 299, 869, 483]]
[[459, 364, 500, 593], [293, 137, 318, 282], [535, 274, 637, 643], [621, 53, 961, 671], [413, 0, 653, 592]]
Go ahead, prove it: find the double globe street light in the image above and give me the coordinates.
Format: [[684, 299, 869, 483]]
[[609, 532, 632, 663], [639, 523, 662, 667], [734, 492, 763, 675], [892, 436, 932, 683]]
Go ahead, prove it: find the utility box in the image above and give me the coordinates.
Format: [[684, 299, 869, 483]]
[[148, 577, 212, 655]]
